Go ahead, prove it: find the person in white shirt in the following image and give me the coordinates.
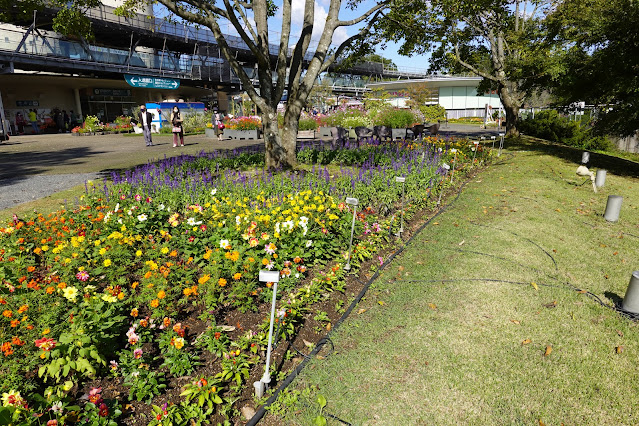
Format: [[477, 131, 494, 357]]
[[137, 105, 153, 146]]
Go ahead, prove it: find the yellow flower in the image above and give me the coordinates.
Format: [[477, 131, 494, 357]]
[[157, 290, 166, 299], [150, 299, 159, 308], [103, 259, 112, 267], [42, 328, 50, 335], [198, 274, 210, 285], [218, 278, 227, 287], [41, 245, 49, 252], [233, 272, 242, 280], [161, 247, 169, 255], [136, 250, 142, 257], [99, 248, 107, 256], [203, 250, 212, 260], [172, 337, 185, 349]]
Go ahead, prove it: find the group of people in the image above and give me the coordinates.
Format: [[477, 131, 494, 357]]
[[136, 104, 185, 147], [14, 109, 78, 135]]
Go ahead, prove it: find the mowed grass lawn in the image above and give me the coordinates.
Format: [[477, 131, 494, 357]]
[[270, 141, 639, 425]]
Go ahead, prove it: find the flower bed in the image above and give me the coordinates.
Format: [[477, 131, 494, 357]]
[[0, 139, 488, 424]]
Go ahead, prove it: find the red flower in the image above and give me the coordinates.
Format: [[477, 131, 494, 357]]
[[98, 403, 109, 417], [34, 337, 56, 351]]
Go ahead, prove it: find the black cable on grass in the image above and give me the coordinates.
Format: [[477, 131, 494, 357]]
[[467, 221, 558, 271], [246, 172, 474, 426]]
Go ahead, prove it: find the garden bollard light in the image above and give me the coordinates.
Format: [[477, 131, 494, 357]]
[[491, 135, 496, 149], [581, 151, 590, 165], [254, 269, 281, 399], [450, 149, 457, 184], [498, 133, 505, 157], [396, 176, 406, 236], [604, 195, 623, 222], [622, 271, 639, 314], [344, 197, 359, 271], [595, 169, 607, 188], [437, 163, 450, 205]]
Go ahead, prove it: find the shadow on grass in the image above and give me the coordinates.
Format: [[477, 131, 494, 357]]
[[508, 137, 639, 178]]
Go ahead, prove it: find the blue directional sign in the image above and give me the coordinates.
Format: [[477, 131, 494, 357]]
[[125, 74, 180, 90]]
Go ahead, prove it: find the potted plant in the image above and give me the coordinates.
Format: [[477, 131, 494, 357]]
[[225, 116, 261, 140]]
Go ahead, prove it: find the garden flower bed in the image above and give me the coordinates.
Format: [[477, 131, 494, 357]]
[[0, 138, 488, 424]]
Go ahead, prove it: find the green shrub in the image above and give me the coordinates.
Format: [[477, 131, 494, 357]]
[[373, 108, 417, 128], [298, 118, 319, 131], [519, 110, 611, 151], [342, 115, 372, 128], [420, 105, 447, 122]]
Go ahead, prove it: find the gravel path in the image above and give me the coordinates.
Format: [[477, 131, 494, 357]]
[[0, 173, 100, 211]]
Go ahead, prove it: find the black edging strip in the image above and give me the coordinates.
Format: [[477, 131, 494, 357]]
[[246, 172, 474, 425]]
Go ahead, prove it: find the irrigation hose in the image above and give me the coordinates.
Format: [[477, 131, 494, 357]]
[[246, 165, 474, 426]]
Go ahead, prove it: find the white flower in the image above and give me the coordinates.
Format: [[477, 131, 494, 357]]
[[114, 203, 120, 212], [299, 216, 309, 226], [210, 188, 217, 196], [103, 212, 112, 223], [220, 239, 230, 249], [306, 240, 313, 247], [84, 285, 97, 293], [117, 218, 123, 224], [127, 210, 133, 216], [137, 214, 147, 222], [236, 215, 241, 226], [187, 217, 202, 226], [158, 204, 165, 211], [50, 401, 63, 414], [62, 286, 79, 302], [266, 261, 275, 270]]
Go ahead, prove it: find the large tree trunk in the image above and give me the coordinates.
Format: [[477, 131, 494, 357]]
[[499, 85, 521, 137], [262, 107, 299, 170]]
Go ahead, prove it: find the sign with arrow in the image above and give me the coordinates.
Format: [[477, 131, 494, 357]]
[[125, 74, 180, 90]]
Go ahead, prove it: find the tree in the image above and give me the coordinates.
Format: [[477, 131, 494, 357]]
[[545, 0, 639, 137], [378, 0, 554, 136], [115, 0, 388, 168]]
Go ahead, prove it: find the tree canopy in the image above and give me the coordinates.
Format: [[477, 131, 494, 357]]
[[377, 0, 555, 136]]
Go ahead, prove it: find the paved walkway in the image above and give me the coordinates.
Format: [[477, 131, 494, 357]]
[[0, 125, 495, 211]]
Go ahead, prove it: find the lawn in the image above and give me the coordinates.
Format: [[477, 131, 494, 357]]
[[268, 138, 639, 425]]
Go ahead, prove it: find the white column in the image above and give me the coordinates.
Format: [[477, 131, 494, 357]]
[[74, 88, 83, 118]]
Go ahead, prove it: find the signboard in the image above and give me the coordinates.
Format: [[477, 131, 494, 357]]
[[125, 74, 180, 90], [16, 100, 39, 107], [94, 88, 131, 96]]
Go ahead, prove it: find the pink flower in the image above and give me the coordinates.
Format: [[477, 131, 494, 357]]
[[133, 348, 143, 359], [134, 194, 141, 201], [378, 256, 384, 266], [89, 387, 102, 397], [34, 337, 56, 351], [76, 271, 89, 281]]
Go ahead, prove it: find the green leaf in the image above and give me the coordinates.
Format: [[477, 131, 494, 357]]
[[0, 407, 13, 424], [317, 394, 327, 409], [313, 415, 327, 426]]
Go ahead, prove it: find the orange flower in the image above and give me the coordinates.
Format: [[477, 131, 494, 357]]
[[11, 337, 25, 346], [57, 282, 67, 290], [157, 290, 166, 299], [262, 258, 269, 266], [144, 271, 153, 279], [169, 250, 178, 257], [139, 319, 148, 327], [218, 278, 227, 287], [190, 285, 198, 295], [130, 308, 139, 317], [131, 281, 139, 289], [27, 266, 36, 273], [2, 310, 12, 318], [198, 275, 210, 285], [1, 342, 13, 356], [183, 287, 193, 297], [10, 319, 20, 327], [233, 273, 242, 281], [17, 305, 28, 314], [163, 317, 171, 328], [150, 299, 159, 308], [46, 286, 55, 294]]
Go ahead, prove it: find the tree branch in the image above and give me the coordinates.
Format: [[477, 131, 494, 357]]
[[336, 2, 387, 27], [454, 43, 500, 82], [273, 0, 292, 105], [232, 0, 259, 43]]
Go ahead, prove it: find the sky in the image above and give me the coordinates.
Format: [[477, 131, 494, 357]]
[[154, 0, 432, 73]]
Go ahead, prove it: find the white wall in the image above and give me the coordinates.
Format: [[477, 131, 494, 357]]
[[439, 86, 501, 110]]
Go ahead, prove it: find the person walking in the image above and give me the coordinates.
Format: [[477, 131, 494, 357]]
[[28, 109, 39, 134], [137, 104, 153, 146], [15, 112, 25, 135], [170, 106, 184, 147], [213, 109, 224, 141], [62, 110, 70, 132]]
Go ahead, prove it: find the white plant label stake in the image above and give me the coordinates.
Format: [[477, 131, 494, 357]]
[[491, 135, 496, 149], [396, 176, 406, 236], [344, 197, 359, 271], [254, 269, 281, 398], [472, 141, 479, 163], [450, 149, 457, 184], [437, 163, 450, 205], [498, 133, 505, 157]]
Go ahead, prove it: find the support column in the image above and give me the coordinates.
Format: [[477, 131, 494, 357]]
[[74, 88, 82, 118]]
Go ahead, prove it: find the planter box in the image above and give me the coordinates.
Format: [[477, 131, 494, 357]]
[[391, 128, 408, 140], [225, 129, 260, 140], [205, 128, 217, 138], [318, 127, 332, 137], [297, 130, 315, 139]]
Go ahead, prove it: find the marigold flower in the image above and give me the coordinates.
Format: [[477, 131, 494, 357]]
[[26, 266, 36, 273], [233, 273, 242, 280], [198, 274, 210, 285], [130, 308, 139, 317], [11, 337, 25, 346], [10, 320, 19, 327], [139, 319, 148, 327], [131, 281, 139, 289], [150, 299, 159, 308], [183, 287, 192, 296], [169, 250, 178, 257], [46, 286, 55, 294], [2, 310, 12, 318], [218, 278, 227, 287], [157, 290, 166, 299], [262, 258, 269, 266]]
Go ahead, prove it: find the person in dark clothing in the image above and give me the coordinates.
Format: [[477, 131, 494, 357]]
[[137, 105, 154, 146]]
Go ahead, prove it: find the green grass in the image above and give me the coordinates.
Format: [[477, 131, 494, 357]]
[[269, 141, 639, 425]]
